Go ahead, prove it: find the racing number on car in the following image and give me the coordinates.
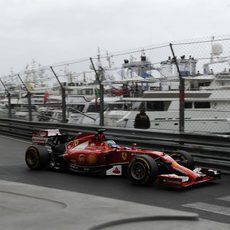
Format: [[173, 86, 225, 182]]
[[122, 152, 127, 160]]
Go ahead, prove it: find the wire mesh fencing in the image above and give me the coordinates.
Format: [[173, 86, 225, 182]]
[[0, 35, 230, 134]]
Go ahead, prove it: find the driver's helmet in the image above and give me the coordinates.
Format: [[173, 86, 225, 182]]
[[94, 134, 99, 140], [106, 140, 117, 148]]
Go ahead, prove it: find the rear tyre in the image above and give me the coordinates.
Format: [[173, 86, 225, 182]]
[[170, 150, 195, 170], [25, 145, 50, 170], [127, 155, 158, 185]]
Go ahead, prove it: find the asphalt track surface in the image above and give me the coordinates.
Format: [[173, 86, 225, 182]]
[[0, 135, 229, 225]]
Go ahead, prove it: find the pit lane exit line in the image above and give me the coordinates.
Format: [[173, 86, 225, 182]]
[[182, 202, 230, 216], [218, 196, 230, 202]]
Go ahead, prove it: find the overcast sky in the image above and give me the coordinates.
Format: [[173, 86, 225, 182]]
[[0, 0, 229, 76]]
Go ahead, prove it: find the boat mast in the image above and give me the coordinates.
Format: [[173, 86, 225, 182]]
[[210, 36, 215, 64]]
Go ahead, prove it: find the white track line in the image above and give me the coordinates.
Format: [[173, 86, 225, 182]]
[[183, 202, 230, 216], [218, 196, 230, 202]]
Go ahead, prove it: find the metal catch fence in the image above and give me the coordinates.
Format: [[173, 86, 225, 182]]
[[0, 35, 230, 135]]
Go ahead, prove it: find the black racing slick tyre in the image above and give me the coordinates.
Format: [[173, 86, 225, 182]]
[[170, 150, 195, 170], [25, 145, 50, 170], [127, 155, 158, 185]]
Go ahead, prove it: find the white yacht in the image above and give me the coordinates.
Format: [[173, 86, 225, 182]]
[[103, 42, 230, 134], [70, 96, 125, 125], [104, 89, 230, 133]]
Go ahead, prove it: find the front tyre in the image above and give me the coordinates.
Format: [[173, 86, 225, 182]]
[[128, 155, 158, 185], [25, 145, 49, 170], [170, 150, 195, 170]]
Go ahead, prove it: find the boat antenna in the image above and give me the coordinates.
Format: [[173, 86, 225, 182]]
[[97, 47, 102, 68], [210, 36, 215, 63], [106, 51, 112, 68]]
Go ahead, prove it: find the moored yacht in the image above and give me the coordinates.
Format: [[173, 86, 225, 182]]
[[104, 89, 230, 133]]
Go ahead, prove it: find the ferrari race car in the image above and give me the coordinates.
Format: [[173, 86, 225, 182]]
[[25, 129, 221, 188]]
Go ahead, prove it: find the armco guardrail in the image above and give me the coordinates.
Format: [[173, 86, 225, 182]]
[[0, 118, 229, 173]]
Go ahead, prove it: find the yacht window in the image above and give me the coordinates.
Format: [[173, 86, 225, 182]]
[[185, 102, 192, 108], [68, 105, 85, 113], [57, 113, 62, 120], [123, 103, 131, 110], [198, 82, 211, 87], [108, 103, 124, 110], [194, 102, 210, 108], [87, 104, 101, 112], [87, 103, 109, 112], [80, 89, 93, 95], [108, 103, 132, 110], [131, 102, 143, 110], [146, 101, 168, 111]]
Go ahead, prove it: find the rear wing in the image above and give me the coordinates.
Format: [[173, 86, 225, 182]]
[[32, 129, 61, 145]]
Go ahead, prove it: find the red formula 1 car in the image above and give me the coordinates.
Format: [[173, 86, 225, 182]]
[[25, 129, 221, 188]]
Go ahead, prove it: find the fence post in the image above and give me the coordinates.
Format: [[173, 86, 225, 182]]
[[17, 74, 32, 121], [169, 43, 185, 132], [50, 66, 67, 123], [90, 58, 104, 126]]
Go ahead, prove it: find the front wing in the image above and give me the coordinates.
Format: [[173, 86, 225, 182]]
[[156, 168, 221, 188]]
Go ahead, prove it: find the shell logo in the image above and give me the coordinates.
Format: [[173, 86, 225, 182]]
[[88, 154, 98, 164], [78, 154, 85, 163]]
